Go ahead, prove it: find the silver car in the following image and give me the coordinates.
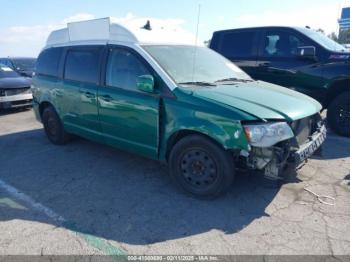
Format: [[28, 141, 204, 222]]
[[0, 64, 32, 109]]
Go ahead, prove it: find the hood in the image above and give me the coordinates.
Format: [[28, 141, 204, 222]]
[[0, 77, 32, 89], [191, 81, 322, 121]]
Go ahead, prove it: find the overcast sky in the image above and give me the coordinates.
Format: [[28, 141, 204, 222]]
[[1, 0, 349, 57]]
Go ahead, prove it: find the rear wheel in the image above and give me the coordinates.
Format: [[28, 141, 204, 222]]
[[327, 91, 350, 137], [169, 135, 235, 198], [42, 106, 71, 145]]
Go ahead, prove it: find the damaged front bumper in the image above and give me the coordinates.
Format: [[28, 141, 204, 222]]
[[242, 124, 327, 180]]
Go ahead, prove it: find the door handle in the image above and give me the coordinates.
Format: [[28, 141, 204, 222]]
[[84, 92, 95, 98], [100, 94, 112, 102], [258, 62, 271, 67], [80, 90, 95, 99]]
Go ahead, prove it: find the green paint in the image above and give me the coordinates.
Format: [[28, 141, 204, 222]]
[[0, 197, 27, 210], [32, 43, 323, 162]]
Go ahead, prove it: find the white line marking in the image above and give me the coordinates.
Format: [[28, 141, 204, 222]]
[[0, 178, 127, 256], [0, 179, 65, 223]]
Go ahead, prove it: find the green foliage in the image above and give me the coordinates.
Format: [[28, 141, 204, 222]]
[[328, 32, 339, 42], [338, 29, 350, 44]]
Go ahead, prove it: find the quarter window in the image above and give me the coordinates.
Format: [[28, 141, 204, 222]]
[[64, 49, 100, 84], [263, 31, 306, 57], [106, 49, 150, 91], [220, 31, 256, 58], [36, 48, 63, 77]]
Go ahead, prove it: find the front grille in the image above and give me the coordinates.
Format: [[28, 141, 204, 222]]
[[4, 87, 31, 96], [290, 114, 322, 147]]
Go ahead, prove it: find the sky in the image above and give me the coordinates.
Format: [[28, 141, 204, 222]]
[[1, 0, 350, 57]]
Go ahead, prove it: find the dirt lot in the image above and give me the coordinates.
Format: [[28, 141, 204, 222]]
[[0, 109, 349, 258]]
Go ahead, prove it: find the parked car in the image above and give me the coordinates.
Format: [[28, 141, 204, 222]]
[[0, 57, 36, 77], [0, 64, 32, 109], [210, 26, 350, 137], [32, 19, 326, 198]]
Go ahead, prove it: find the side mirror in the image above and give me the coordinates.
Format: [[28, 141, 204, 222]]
[[137, 75, 155, 93], [297, 46, 316, 60]]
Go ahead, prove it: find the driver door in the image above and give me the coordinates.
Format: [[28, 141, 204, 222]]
[[255, 29, 324, 100], [98, 47, 160, 159]]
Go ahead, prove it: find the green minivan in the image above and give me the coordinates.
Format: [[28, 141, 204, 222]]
[[32, 18, 326, 198]]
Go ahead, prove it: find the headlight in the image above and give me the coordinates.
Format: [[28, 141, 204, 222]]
[[243, 122, 294, 147]]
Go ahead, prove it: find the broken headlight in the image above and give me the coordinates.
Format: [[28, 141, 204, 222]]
[[243, 122, 294, 147]]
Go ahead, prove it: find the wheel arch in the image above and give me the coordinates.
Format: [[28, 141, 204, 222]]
[[165, 129, 241, 162], [325, 79, 350, 107], [39, 101, 54, 119]]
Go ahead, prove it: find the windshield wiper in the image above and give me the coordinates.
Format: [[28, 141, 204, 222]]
[[215, 77, 253, 83], [179, 81, 217, 86]]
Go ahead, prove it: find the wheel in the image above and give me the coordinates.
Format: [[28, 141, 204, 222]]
[[168, 134, 235, 198], [327, 91, 350, 137], [42, 106, 71, 145]]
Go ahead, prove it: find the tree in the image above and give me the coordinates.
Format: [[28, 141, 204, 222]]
[[338, 29, 350, 44], [328, 32, 339, 42], [204, 39, 211, 47], [316, 28, 325, 34]]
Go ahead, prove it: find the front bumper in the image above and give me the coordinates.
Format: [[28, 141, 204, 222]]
[[292, 124, 327, 165], [244, 123, 327, 180], [0, 93, 33, 109]]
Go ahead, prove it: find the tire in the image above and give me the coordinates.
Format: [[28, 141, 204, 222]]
[[42, 106, 71, 145], [327, 91, 350, 137], [168, 134, 235, 199]]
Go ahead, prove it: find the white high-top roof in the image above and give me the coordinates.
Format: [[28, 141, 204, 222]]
[[45, 17, 198, 48]]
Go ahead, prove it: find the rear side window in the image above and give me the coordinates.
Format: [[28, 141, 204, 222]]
[[36, 48, 63, 77], [64, 49, 100, 84], [220, 31, 256, 58]]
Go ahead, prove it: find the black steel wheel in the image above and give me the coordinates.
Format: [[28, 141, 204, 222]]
[[169, 134, 235, 198], [180, 149, 218, 188], [42, 106, 71, 145], [327, 91, 350, 137]]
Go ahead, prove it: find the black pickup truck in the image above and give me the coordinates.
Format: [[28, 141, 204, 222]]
[[210, 26, 350, 137]]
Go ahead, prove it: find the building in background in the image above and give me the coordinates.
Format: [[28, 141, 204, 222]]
[[338, 7, 350, 43]]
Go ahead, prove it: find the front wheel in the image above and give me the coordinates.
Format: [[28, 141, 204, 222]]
[[327, 91, 350, 137], [168, 135, 235, 199]]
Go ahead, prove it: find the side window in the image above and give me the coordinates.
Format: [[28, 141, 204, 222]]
[[106, 49, 150, 91], [64, 49, 100, 84], [36, 48, 63, 77], [8, 60, 15, 69], [263, 31, 306, 57], [1, 59, 12, 68], [220, 31, 256, 58]]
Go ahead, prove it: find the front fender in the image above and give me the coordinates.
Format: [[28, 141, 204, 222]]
[[160, 110, 249, 160]]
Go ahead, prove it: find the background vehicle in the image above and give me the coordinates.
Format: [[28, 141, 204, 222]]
[[32, 19, 325, 198], [0, 64, 32, 109], [0, 57, 36, 77], [210, 26, 350, 137]]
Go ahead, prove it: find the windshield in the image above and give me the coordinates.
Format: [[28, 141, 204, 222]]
[[12, 58, 36, 71], [142, 45, 251, 86], [298, 28, 347, 52], [0, 65, 20, 78]]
